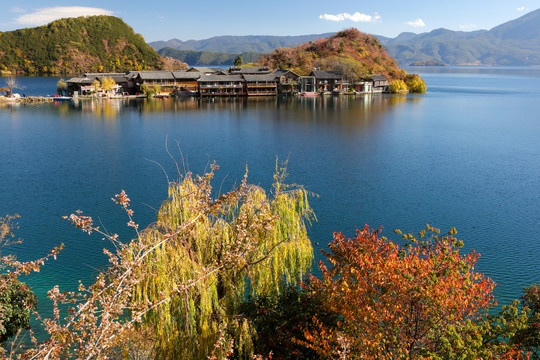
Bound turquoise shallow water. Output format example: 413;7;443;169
0;68;539;334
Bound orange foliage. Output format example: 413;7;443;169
257;28;403;81
301;225;497;359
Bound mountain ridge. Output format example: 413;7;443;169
149;8;540;66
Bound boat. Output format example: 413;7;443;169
300;92;318;97
53;96;73;102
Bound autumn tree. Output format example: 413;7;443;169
56;78;67;96
100;76;116;93
92;78;101;93
300;225;501;359
404;73;427;93
19;162;313;359
133;162;314;359
389;79;408;93
509;285;540;358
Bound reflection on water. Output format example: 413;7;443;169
1;94;417;123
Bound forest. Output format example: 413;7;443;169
0;16;182;75
0;163;538;359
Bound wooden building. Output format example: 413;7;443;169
370;74;389;93
172;71;201;94
273;70;300;95
243;73;278;96
310;70;347;93
66;73;128;95
198;74;245;96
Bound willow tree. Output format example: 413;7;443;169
133;162;314;359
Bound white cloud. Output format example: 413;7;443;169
459;23;478;30
407;18;426;28
319;12;381;23
517;6;526;11
15;6;114;26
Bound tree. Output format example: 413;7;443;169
510;285;540;358
100;76;116;93
92;78;101;93
4;77;19;96
56;78;67;96
140;83;160;97
405;73;427;93
0;277;36;344
132;162;314;359
389;79;408;93
0;215;62;351
20;162;313;359
234;55;244;66
300;225;503;359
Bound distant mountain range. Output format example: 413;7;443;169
156;48;263;66
149;33;334;54
150;8;540;66
380;8;540;66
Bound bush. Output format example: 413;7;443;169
405;73;427;93
389;79;408;93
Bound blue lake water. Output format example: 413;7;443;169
1;67;539;328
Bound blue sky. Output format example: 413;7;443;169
0;1;538;42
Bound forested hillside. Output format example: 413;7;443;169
257;28;403;81
0;16;186;75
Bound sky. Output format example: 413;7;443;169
0;1;538;42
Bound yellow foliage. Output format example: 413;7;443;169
133;162;314;359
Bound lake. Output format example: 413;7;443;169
1;67;539;325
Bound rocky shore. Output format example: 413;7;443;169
0;96;55;103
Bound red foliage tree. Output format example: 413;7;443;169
300;225;505;359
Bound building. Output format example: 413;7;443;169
172;71;201;94
243;73;278;96
66;73;128;95
273;70;300;95
370;74;389;93
198;74;246;96
310;70;347;93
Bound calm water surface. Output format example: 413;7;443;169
1;68;539;326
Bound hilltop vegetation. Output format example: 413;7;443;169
257;28;404;82
157;47;263;66
0;16;186;75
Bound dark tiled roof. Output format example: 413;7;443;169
311;70;345;80
66;77;86;83
243;74;279;82
272;69;300;79
173;72;201;80
98;75;128;83
370;74;388;82
228;66;271;74
188;67;223;74
134;71;176;80
83;72;126;77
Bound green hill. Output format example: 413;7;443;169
257;28;404;81
0;15;186;75
157;47;263;66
